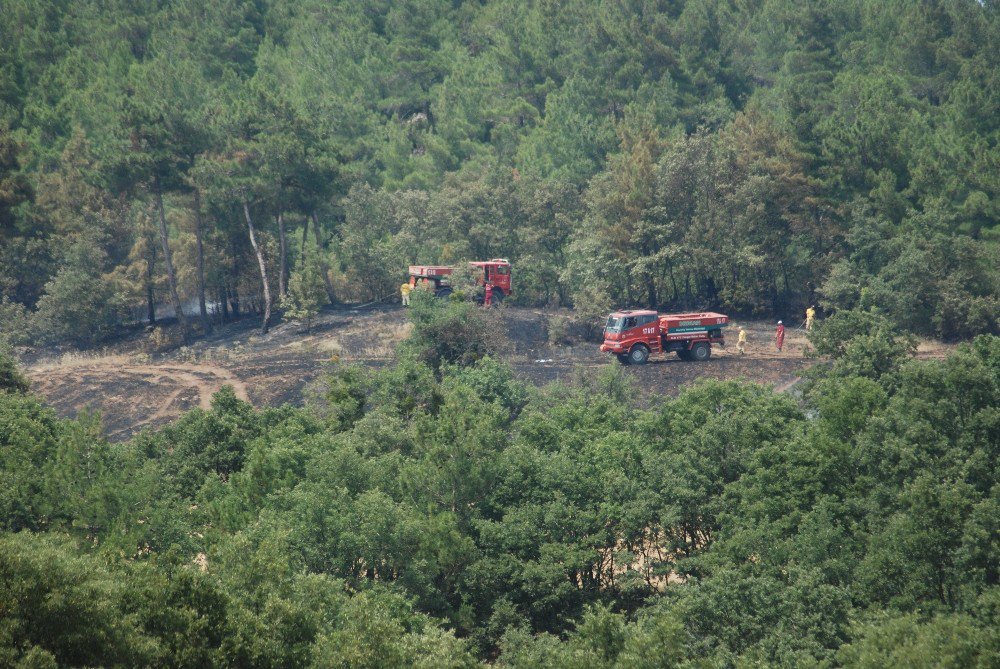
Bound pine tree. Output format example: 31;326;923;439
282;238;327;333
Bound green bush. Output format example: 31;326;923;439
401;290;507;373
0;297;32;348
0;350;28;393
808;307;916;381
31;237;125;347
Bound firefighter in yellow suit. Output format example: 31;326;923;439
805;306;816;331
400;281;412;306
736;327;748;355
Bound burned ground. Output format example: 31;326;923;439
24;305;950;441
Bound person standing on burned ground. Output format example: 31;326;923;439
400;280;412;307
736;327;748;355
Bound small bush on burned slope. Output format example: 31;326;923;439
400;290;507;374
0;350;28;393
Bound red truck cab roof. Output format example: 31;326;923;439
468;259;510;268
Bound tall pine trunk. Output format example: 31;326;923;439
146;239;156;325
243;197;271;334
153;175;188;338
218;285;229;322
192;188;212;334
311;211;338;306
277;210;288;297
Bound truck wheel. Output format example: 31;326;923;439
692;342;711;361
435;287;453;298
628;344;650;365
616;354;629;365
490;291;504;307
676;350;691;361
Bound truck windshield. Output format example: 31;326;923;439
605;316;627;332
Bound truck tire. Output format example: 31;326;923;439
490;291;504;307
616;354;630;365
628;344;650;365
435;287;453;298
691;342;711;361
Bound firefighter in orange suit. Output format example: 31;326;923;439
775;321;785;352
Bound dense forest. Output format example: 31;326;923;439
1;295;999;666
0;0;997;346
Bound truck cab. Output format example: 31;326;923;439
469;259;512;299
601;310;662;364
409;259;512;302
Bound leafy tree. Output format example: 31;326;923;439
836;612;999;669
31;235;125;346
807;307;917;381
0;532;155;667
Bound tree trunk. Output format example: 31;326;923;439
243;197;271;334
146;239;156;324
192;188;212;334
667;260;678;304
229;239;241;318
153;175;188;339
230;287;240;318
311;211;338;306
218;285;229;322
277;211;288;298
301;213;309;248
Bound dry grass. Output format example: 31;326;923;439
30;351;146;373
313;338;344;354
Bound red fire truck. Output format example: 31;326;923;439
408;259;512;303
600;310;728;364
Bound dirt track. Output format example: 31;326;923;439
23;306;951;441
29;360;251;440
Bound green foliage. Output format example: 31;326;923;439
31;235;125;346
0;349;28;393
283;238;327;331
401;290;507;373
836;611;1000;669
0;533;155;667
0;297;32;348
0;392;61;531
0;0;999;663
808;307;917;381
155;385;259;497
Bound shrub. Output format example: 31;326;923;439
0;297;32;348
32;237;125;347
400;290;507;373
0;350;28;393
